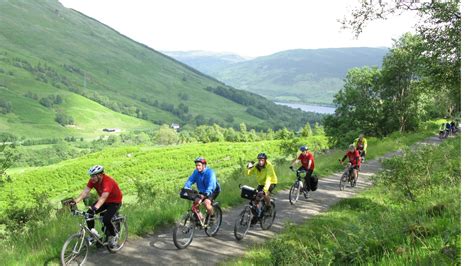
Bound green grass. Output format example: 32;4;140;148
0;123;437;264
227;137;460;265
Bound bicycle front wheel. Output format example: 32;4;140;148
106;215;128;253
173;213;195;249
61;232;88;266
260;201;276;230
205;203;222;237
234;206;252;241
289;181;301;205
340;173;347;191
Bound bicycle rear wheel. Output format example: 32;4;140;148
61;232;88;266
173;213;195;249
289;181;301;205
260;201;276;230
106;215;128;253
205;203;222;237
234;206;252;241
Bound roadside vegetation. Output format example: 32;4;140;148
230;137;460;265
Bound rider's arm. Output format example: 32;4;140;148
246;166;256;176
93;192;110;210
264;164;277;193
74;186;91;204
341;155;347;162
290;157;300;167
204;170;217;197
184;170;197;189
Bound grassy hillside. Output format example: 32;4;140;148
230;137;460;265
211;48;388;105
0;0;318;139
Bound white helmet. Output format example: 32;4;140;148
88;165;104;176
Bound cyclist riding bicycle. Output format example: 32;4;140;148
339;144;361;183
354;134;367;162
71;165;122;247
246;153;278;214
290;145;318;191
183;157;221;223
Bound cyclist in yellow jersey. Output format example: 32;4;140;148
246;153;278;212
354;134;368;162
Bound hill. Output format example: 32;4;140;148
162;50;248;75
209;48;388;105
0;0;319;139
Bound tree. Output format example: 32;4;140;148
323;67;382;146
155;125;178;145
0;99;12;114
379;33;425;133
301;122;312;137
340;0;460;115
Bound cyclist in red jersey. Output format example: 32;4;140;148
71;165;123;246
290;145;317;191
339;144;361;183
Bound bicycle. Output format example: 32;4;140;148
60;201;128;265
173;188;223;249
288;168;309;205
339;161;357;191
234;185;276;241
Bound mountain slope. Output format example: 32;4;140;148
210;48;388;105
162;50;248;75
0;0;318;138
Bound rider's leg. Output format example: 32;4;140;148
86;201;107;230
304;169;313;191
102;203;120;238
203;199;214;216
264;184;276;209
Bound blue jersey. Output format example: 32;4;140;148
184;167;219;196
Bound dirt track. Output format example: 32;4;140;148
87;136;442;265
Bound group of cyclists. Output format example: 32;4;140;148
439;121;459;139
69;133;368;247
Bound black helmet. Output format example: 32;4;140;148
257;153;267;159
194;156;207;164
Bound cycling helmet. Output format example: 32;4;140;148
348;144;355;150
257;153;267;160
194;156;207;164
299;146;309;152
88;165;104;176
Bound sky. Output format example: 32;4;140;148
58;0;419;58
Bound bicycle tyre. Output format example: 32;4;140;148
61;232;88;266
106;215;128;253
172;213;195;249
205;203;222;237
289;181;301;205
260;201;276;230
234;207;252;241
340;173;347;191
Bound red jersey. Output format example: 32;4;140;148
298;152;315;170
345;150;361;167
87;174;122;203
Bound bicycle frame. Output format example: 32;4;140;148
72;210;110;246
190;199;209;228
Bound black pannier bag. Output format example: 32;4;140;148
180;188;199;201
309;176;318;191
240;185;257;200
